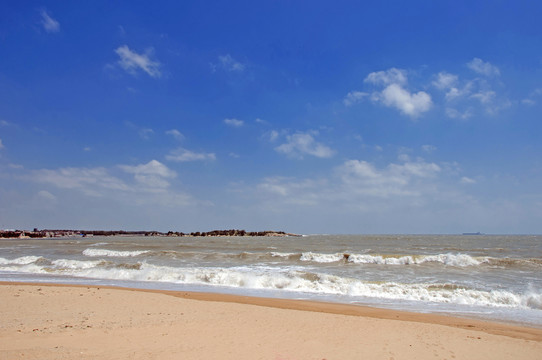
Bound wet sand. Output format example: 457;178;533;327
1;282;541;359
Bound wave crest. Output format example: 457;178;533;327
82;249;149;257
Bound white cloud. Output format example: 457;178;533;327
422;145;436;153
216;54;245;72
119;160;176;189
445;84;472;101
37;190;57;201
255;118;268;125
522;88;542;105
115;45;162;78
365;68;408;86
257;177;323;205
33;167;130;196
461;176;477;184
446;107;473;120
119;160;176;178
471;90;496;104
33;160;180;197
469;90;511;114
165;148;216;162
364;68;432;118
166;129;184;141
138;128;154;139
275;131;335;159
224;118;244;127
343;91;369;106
255;158;445;211
467;58;500;77
268;130;279;142
0;139;4;150
40;9;60;33
432;72;458;90
373;83;432;118
338;158;440;198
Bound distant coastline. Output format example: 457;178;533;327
0;228;301;239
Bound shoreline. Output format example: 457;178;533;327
2;281;542;340
1;282;541;359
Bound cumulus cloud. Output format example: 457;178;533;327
119;160;176;189
432;72;458;90
40;9;60;33
255;157;446;213
364;68;432;118
338;158;440;197
470;90;511;114
165;148;216;162
365;68;408;86
275;131;335;159
432;61;509;118
115;45;162;78
343;91;369;106
376;84;432;118
224;118;244;127
214;54;245;72
467;58;500;77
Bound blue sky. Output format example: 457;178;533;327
1;1;541;234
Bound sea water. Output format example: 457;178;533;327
1;234;541;327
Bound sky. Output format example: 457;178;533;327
1;1;541;234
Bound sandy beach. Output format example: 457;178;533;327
0;282;541;359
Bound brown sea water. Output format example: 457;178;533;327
1;234;541;326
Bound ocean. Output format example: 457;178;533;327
1;234;541;327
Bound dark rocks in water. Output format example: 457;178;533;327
0;228;300;238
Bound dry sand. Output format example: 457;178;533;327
1;282;541;359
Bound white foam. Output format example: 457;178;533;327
522;291;542;310
347;253;483;266
52;259;104;270
300;252;345;263
270;252;298;258
82;249;149;257
0;256;42;265
10;259;536;310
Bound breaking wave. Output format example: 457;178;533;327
82;249;149;257
1;256;540;310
